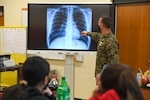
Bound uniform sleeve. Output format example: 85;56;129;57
87;32;101;42
106;40;119;64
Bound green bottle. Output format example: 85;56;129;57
56;76;70;100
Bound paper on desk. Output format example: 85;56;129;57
3;59;15;67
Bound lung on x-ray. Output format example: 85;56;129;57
47;5;92;50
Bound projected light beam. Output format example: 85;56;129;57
47;5;92;50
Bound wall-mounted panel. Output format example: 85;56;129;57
113;0;150;4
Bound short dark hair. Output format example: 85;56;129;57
101;15;112;29
22;56;50;86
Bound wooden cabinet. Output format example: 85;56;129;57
116;2;150;74
0;16;4;26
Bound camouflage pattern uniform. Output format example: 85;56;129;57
87;31;119;76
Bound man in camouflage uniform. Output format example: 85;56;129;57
81;15;119;77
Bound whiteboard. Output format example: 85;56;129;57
0;27;26;54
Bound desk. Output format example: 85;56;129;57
141;87;150;100
0;65;22;91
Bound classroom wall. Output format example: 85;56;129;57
0;0;111;99
0;0;111;26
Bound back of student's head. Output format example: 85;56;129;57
100;63;144;100
22;56;50;86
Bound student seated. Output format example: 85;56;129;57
89;63;144;100
1;56;55;100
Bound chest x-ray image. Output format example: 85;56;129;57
46;5;92;50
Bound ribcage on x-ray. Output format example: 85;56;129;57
73;7;88;46
47;6;91;49
49;7;67;44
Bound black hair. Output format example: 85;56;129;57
100;63;144;100
1;84;28;100
22;56;50;86
1;56;51;100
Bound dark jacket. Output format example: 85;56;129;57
27;87;55;100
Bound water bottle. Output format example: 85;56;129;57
56;76;70;100
48;74;58;99
137;69;141;86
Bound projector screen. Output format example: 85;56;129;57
27;3;113;54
